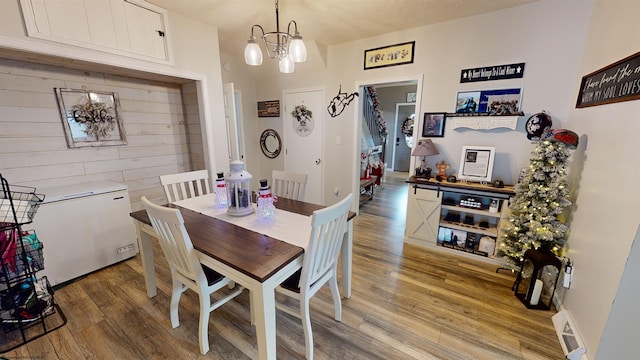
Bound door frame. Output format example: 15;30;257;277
352;75;423;213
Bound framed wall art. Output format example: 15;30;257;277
257;100;280;117
422;112;446;137
54;88;126;148
364;41;415;70
576;50;640;108
455;88;523;115
457;145;496;183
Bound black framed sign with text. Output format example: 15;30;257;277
576;51;640;108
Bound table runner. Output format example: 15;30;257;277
174;194;311;249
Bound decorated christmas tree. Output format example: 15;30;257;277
498;132;577;270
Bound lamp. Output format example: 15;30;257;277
244;0;307;73
411;139;439;178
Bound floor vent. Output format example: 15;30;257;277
552;310;587;360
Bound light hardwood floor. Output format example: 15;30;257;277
2;171;565;359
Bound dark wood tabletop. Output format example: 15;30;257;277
129;197;356;283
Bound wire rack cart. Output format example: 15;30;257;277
0;174;66;353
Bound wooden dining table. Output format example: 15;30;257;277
129;196;355;360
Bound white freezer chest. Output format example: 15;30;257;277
29;181;138;286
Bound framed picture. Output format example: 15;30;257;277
364;41;415;70
457;145;496;183
54;88;126;148
406;92;417;103
257;100;280;117
422;112;446;137
455;91;481;114
455;88;523;115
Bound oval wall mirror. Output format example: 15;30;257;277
260;129;282;158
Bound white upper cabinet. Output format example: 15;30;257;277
20;0;173;64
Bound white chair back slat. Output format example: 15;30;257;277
272;170;308;202
160;170;212;203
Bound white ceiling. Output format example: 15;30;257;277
146;0;538;58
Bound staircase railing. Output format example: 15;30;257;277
362;86;388;163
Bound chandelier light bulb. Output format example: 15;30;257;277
279;53;294;73
289;34;307;62
244;37;263;66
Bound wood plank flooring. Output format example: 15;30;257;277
2;171;565;359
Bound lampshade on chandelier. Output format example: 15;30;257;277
244;0;307;73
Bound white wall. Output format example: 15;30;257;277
564;0;640;357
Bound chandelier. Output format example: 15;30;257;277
244;0;307;73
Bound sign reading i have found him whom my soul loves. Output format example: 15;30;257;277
576;50;640;108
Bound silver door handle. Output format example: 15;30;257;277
315;159;321;165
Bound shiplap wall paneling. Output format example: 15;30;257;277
0;59;192;211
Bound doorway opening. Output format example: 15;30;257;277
352;75;422;212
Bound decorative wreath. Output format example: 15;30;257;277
401;115;414;136
291;104;312;122
71;101;117;138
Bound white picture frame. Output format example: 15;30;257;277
458;145;496;183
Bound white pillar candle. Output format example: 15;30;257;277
530;279;543;306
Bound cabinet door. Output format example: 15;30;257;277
405;186;441;243
122;0;168;60
20;0;172;63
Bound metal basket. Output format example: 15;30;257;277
0;184;45;227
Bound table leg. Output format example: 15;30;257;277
341;221;353;298
135;221;157;298
251;285;277;360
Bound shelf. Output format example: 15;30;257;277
445;112;524;131
439;219;498;237
441;204;501;218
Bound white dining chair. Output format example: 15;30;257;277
272;170;308;201
275;193;353;360
160;169;211;203
140;196;244;355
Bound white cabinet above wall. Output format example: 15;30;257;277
19;0;174;64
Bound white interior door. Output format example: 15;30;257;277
283;89;324;205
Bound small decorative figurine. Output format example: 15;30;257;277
256;179;277;224
435;160;450;179
214;172;227;208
